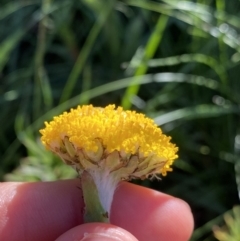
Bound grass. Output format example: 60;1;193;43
1;0;240;240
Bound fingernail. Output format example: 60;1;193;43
80;232;123;241
56;223;138;241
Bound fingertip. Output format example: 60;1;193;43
157;197;194;241
56;223;138;241
111;182;194;241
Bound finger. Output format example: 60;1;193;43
56;223;138;241
0;179;83;241
111;182;194;241
0;180;193;241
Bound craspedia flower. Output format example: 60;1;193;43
40;104;178;222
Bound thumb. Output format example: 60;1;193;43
55;223;138;241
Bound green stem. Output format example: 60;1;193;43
81;171;109;223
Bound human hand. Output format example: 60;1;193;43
0;180;193;241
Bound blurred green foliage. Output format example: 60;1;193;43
1;0;240;240
213;206;240;241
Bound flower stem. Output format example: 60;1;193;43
81;171;109;223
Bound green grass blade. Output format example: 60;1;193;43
33;0;53;119
154;104;237;126
0;1;37;21
123;53;226;83
121;14;169;109
59;0;116;104
0;30;25;72
216;0;228;85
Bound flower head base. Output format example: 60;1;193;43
40;105;178;222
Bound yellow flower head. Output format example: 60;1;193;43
40;104;178;177
40;104;178;221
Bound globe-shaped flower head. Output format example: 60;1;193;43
40;105;178;222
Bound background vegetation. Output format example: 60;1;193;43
1;0;240;240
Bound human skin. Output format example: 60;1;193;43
0;180;194;241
